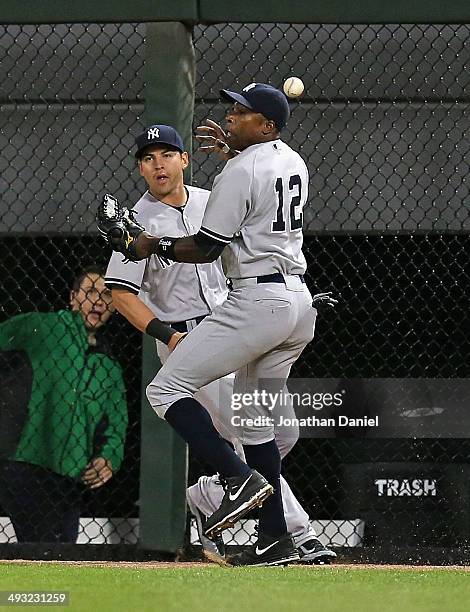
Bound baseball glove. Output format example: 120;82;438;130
96;194;145;261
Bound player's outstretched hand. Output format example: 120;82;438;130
195;119;239;160
312;292;338;310
96;193;146;261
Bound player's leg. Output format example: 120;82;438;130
157;338;244;559
273;388;337;563
228;365;299;565
187;443;336;562
178;284;332;565
182;297;303;550
278;475;337;563
147;288;301;542
156;341;243;454
186;370;336;562
195;375;245;458
270;392;312;541
186;364;335;562
186;374;246;561
186;475;226;562
229;286;316;566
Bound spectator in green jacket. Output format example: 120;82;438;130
0;265;128;543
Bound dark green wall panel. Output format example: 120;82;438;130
2;1;470;25
138;22;194;552
199;0;470;24
0;1;197;24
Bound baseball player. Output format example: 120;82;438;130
104;123;336;564
98;84;326;566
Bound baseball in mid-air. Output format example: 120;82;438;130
283;77;304;98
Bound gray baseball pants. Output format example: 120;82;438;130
147;276;316;446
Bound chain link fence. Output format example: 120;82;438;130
191;23;470;553
0;23;145;546
1;21;469;556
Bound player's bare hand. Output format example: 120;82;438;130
168;331;187;352
195;120;238;160
312;292;338;310
197;118;226;137
81;457;113;489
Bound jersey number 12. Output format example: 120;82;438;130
271;175;303;232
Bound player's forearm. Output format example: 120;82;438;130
174;236;218;262
111;288;184;347
111;289;157;333
135;234;217;263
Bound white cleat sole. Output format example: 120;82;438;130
228;553;300;568
204;484;274;540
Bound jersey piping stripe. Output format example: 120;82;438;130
199;226;233;244
105;277;141;292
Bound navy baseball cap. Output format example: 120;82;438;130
220;83;290;131
135;124;184;158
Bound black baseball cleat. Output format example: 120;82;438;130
203;469;273;540
228;533;300;567
296;537;337;565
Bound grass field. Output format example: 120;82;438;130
1;562;470;612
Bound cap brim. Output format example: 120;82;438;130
135;141;183;158
220;89;254;110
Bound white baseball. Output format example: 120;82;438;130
283;77;304;98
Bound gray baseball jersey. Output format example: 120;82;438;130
199;140;308;279
105;186;228;322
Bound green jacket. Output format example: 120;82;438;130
0;310;128;479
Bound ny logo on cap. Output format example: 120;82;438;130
243;83;257;92
147;127;160;139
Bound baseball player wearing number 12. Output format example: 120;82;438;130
104;123;336;565
102;83;320;566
